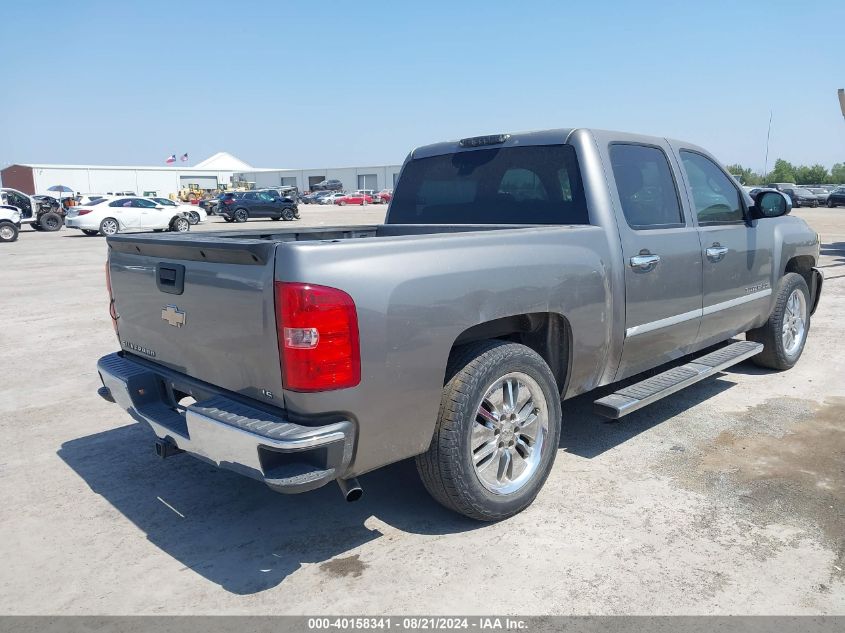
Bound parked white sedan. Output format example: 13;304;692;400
320;192;347;205
64;196;191;236
150;197;207;224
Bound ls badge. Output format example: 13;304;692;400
161;305;186;328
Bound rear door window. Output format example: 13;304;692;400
609;144;684;229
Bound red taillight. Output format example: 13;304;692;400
105;261;118;336
77;209;92;216
223;198;234;205
275;282;360;392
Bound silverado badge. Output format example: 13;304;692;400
161;305;186;328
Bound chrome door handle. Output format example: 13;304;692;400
629;254;661;271
706;245;729;262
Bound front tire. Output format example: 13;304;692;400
747;272;811;370
170;216;190;232
39;212;63;231
416;341;561;521
828;199;836;208
0;222;19;242
99;218;119;236
282;207;294;221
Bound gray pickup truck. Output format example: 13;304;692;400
97;128;822;521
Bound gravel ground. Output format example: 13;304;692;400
0;206;842;614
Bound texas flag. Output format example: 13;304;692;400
165;154;176;164
180;153;188;162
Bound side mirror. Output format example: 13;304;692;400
750;190;791;219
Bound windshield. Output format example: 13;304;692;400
388;144;588;225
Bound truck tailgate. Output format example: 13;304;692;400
107;234;284;406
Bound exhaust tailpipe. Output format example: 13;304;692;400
337;477;363;502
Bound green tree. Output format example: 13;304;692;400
766;159;796;184
726;164;762;186
794;164;829;185
830;163;845;184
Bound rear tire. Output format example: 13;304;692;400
99;218;119;236
0;222;19;242
416;341;562;521
233;208;249;222
828;199;836;208
39;212;63;231
747;272;811;370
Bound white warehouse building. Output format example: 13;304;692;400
0;153;253;198
1;153;403;198
234;164;403;194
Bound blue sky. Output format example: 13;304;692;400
1;0;843;172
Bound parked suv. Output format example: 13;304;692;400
310;179;343;191
219;191;298;223
826;186;845;208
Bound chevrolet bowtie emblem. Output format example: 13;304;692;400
161;305;186;327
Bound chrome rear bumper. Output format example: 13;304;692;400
97;352;355;493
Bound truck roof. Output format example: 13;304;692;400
410;128;703;160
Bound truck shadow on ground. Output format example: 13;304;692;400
58;424;471;595
58;364;741;595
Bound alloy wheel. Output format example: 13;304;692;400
782;288;807;356
471;372;549;495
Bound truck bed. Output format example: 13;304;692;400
106;221;613;475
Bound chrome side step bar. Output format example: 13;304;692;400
593;341;763;419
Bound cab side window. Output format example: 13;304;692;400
679;151;744;224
